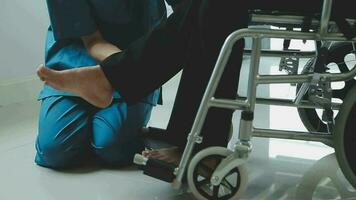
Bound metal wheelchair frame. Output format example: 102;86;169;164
172;0;356;190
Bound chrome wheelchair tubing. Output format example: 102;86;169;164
320;0;333;36
241;97;342;110
203;95;341;111
244;49;315;59
173;9;356;189
251;14;327;28
250;15;355;30
207;96;341;111
251;0;355;32
246;38;262;113
233;28;352;41
173;25;250;189
252;128;333;145
208;98;249;110
237;37;262;145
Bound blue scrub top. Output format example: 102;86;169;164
39;0;167;105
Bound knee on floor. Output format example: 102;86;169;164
35;139;89;169
92;140;143;167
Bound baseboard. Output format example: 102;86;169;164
0;75;43;107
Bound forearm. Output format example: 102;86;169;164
82;31;121;62
87;41;121;61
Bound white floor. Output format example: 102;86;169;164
0;58;355;200
0;74;194;200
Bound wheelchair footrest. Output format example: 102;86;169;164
134;154;176;183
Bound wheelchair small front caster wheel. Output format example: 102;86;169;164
187;147;247;200
334;85;356;189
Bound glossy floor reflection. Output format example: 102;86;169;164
0;98;354;200
243;150;355;200
0;58;355;200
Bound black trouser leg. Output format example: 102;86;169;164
101;0;249;150
166;0;249;150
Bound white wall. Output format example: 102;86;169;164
0;0;49;80
0;2;172;106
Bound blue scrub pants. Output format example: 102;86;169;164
35;96;153;168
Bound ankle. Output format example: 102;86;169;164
95;66;113;91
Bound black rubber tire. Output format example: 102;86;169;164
296;153;356;199
187;147;247;200
334;85;356;189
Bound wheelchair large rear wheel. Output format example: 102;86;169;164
334;85;356;188
297;42;356;133
296;153;356;199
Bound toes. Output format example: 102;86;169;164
141;149;164;159
141;149;180;164
38;74;45;81
37;65;48;77
142;150;150;157
36;64;46;81
146;150;160;156
37;65;60;82
142;149;156;156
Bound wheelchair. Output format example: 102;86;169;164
134;1;356;199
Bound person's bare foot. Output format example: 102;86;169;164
142;147;181;165
37;65;113;108
142;146;218;178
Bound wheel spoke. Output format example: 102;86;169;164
345;80;356;91
332;80;356;99
221;179;234;191
333;89;347;99
197;178;210;187
225;170;238;178
213;185;220;199
336;63;350;73
297;43;356;134
189;152;245;200
199;163;214;176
